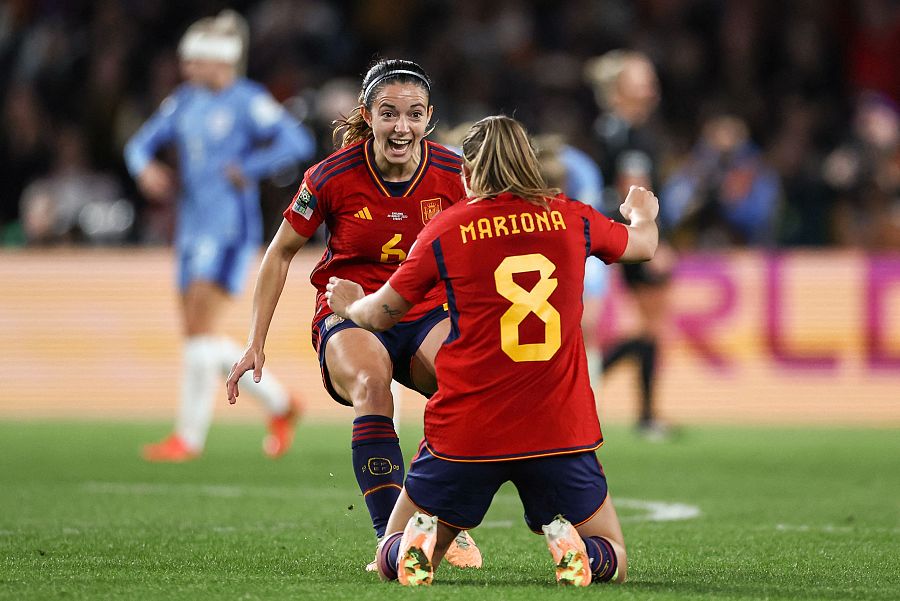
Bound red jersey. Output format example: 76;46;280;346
284;138;465;325
388;193;629;461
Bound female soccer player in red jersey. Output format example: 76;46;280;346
225;59;480;569
326;116;660;586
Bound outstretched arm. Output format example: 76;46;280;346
226;221;309;403
325;278;413;332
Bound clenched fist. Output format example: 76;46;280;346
619;185;659;224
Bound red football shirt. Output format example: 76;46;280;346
284;138;465;325
389;193;629;460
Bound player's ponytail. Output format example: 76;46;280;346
461;116;559;209
333;58;433;148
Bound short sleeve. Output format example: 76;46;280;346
586;206;629;264
388;230;441;306
283;168;326;238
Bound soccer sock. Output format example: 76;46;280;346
377;532;403;580
175;336;219;451
351;415;405;538
584;535;618;583
215;337;290;415
636;337;658;424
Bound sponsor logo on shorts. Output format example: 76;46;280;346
324;314;344;331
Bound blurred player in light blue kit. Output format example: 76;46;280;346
534;134;610;381
125;10;315;462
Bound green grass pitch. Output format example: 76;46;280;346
1;420;898;600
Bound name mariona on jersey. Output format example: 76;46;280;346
459;210;567;244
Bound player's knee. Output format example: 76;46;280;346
349;371;393;415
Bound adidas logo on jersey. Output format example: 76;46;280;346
354;207;373;220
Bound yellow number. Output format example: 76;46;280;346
494;253;561;362
380;233;407;263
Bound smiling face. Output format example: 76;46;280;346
362;82;433;180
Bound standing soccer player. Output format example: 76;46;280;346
326;116;660;586
124;11;315;461
225;59;482;570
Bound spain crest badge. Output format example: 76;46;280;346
420;198;443;225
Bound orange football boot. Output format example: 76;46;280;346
443;530;483;568
396;512;438;586
142;434;198;463
542;516;592;586
263;397;302;459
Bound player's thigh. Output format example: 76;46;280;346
575;493;625;549
513;452;608;533
409;317;450;394
324;327;393;405
181;280;232;336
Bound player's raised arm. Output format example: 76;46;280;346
326;278;413;332
618;185;660;262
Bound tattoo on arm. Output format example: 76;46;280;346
381;304;402;319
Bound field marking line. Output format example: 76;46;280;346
614;498;702;522
82;482;702;524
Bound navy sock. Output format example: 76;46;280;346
377;532;403;580
351;415;404;538
584;536;618;582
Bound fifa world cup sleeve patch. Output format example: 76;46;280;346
291;183;317;219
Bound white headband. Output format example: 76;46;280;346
179;31;242;63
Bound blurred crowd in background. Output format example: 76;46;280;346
0;0;898;250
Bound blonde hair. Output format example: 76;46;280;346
333;59;432;148
583;49;649;109
461;116;559;209
212;10;249;75
178;10;249;75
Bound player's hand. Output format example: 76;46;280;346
619;185;659;224
137;161;177;202
325;276;364;319
226;346;265;405
225;164;248;190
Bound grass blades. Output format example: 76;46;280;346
0;421;898;600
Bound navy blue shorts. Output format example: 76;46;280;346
404;444;609;533
311;305;448;406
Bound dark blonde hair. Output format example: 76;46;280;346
461;116;559;208
333;59;432;148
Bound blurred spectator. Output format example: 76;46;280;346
0;0;890;249
823;92;900;250
662;113;782;248
0;83;52;244
20;125;127;245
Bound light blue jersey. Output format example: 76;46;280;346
125;78;314;293
559;145;610;298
